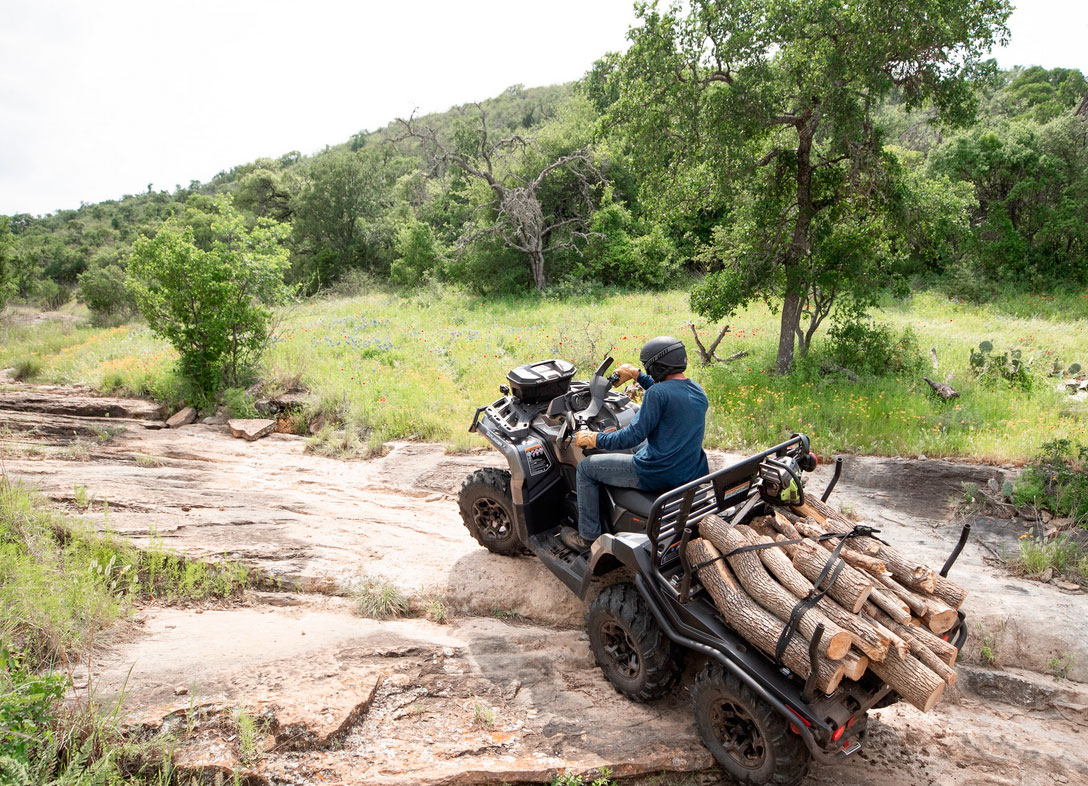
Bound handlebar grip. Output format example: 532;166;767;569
607;372;621;388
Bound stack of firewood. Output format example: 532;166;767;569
686;497;966;712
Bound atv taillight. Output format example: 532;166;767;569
832;725;845;742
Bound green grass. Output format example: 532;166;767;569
0;478;251;667
0;477;252;782
5;285;1088;461
351;574;411;619
1012;536;1088;585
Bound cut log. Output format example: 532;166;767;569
701;516;853;660
734;526;892;662
903;637;958;686
840;650;870;682
770;511;803;541
933;573;969;609
796;500;942;594
866;650;947;713
869;606;960;667
687;538;844;694
790;538;873;614
871;572;958;634
787;514;888;574
867;587;913;625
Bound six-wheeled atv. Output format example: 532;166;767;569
460;356;968;785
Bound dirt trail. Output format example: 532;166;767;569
2;381;1087;785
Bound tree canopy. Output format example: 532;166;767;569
605;0;1013;371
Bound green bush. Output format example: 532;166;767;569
222;387;259;419
78;263;135;325
0;648;67;761
582;198;679;288
825;309;924;377
390;218;443;286
1012;439;1088;524
127;196;291;394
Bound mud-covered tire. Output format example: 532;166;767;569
587;583;682;702
692;662;810;786
458;468;524;556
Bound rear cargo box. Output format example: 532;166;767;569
506;359;576;404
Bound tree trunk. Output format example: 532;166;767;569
775;290;802;373
774;113;819;374
529;246;547;290
687;538;844;693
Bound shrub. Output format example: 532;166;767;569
825;309;924;377
78;263;135;325
0;648;67;760
390;218;443;286
127;196;290;395
1012;439;1088;524
221;387;259;419
351;574;410;619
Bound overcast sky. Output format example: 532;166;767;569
2;0;1086;217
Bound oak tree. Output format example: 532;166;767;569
609;0;1012;371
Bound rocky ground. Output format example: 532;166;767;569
2;380;1086;785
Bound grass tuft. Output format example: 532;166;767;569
351;574;411;619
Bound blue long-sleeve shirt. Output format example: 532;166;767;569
595;372;709;491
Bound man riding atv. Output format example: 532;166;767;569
561;336;710;552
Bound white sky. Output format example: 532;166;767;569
2;0;1085;217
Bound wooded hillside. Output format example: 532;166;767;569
1;3;1084;371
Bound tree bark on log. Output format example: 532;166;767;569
866;650;947;713
796;500;949;596
933;573;969;609
735;527;894;663
687;538;845;694
701;516;853;660
790;538;874;614
785;513;888;573
868;606;960;667
867;586;913;624
871;572;958;634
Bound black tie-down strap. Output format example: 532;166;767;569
692;525;880;667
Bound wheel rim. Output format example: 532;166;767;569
709;699;766;770
471;497;511;542
599;620;640;679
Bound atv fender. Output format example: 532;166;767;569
576;531;655;601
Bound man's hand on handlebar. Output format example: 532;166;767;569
574;430;597;449
615;363;639;384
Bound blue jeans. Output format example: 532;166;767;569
576;453;642;541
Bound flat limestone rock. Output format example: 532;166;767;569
228;418;276;441
166;406;197;428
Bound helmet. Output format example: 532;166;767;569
640;336;687;382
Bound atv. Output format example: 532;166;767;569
459;356;968;785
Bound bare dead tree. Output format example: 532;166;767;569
688;322;748;365
395;105;602;290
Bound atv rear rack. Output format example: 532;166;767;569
645;435;811;590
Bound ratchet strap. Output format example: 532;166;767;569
691;524;881;666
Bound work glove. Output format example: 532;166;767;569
616;363;640;384
574;430;597;449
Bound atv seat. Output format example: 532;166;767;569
609;486;711;520
608;486;659;519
